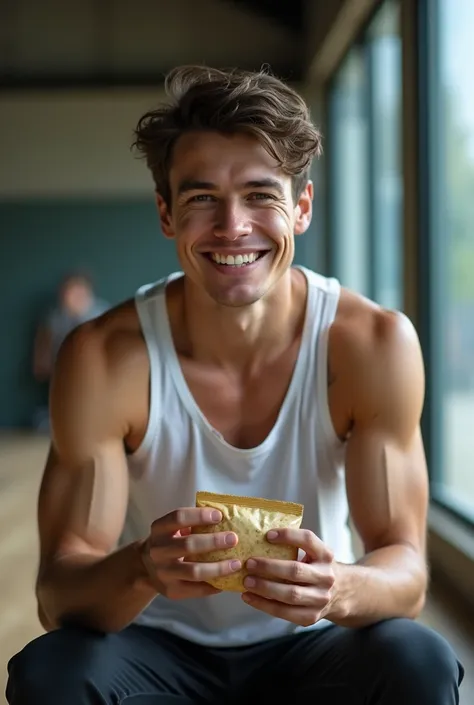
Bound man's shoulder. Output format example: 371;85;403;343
327;289;424;425
56;298;145;380
331;288;418;360
51;298;150;444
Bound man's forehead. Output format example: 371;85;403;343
168;131;293;197
171;131;282;170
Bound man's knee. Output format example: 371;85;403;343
364;618;463;691
6;626;110;704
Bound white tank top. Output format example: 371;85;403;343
123;266;354;647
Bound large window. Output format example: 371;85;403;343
325;0;474;523
422;0;474;520
367;2;403;310
327;0;403;309
327;47;370;297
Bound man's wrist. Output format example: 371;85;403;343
323;562;352;623
132;539;160;594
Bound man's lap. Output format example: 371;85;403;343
6;624;219;704
6;618;463;705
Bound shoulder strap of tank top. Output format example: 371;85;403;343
296;266;342;446
131;272;183;457
297;268;350;558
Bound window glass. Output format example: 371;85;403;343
431;0;474;515
328;47;370;296
367;0;403;310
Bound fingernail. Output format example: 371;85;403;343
231;560;241;570
244;576;256;588
225;533;237;546
211;510;222;522
267;530;278;540
247;558;257;569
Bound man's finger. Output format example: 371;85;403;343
266;528;333;562
171;581;222;599
246;557;335;591
164;558;242;582
151;531;238;558
245;557;314;584
177;527;192;537
244;576;324;606
241;592;320;627
152;507;222;535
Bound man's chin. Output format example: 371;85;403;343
206;284;267;309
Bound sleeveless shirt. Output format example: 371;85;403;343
122;266;353;647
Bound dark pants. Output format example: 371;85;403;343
6;618;464;705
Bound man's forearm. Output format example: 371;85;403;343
326;544;428;628
37;541;158;633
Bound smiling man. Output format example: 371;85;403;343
6;66;463;705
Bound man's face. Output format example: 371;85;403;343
157;131;313;308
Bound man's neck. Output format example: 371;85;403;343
177;268;307;372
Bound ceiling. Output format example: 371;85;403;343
230;0;305;32
0;0;308;89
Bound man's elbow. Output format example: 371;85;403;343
406;558;429;619
407;590;427;620
37;601;57;633
36;574;63;632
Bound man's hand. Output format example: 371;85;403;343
241;528;336;626
140;507;242;599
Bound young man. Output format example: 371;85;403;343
7;66;463;704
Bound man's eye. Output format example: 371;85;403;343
248;193;275;201
189;194;214;202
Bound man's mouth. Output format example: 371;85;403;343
207;251;268;267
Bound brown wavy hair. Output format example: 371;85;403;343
132;65;322;206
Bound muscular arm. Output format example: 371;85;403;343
327;310;429;627
36;324;156;633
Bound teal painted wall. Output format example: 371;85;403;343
0;199;314;428
1;199;179;428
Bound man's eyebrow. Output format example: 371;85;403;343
176;178;285;196
177;180;216;195
243;179;284;195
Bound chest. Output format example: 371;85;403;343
178;344;301;449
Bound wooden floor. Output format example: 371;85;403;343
0;434;45;704
0;432;472;703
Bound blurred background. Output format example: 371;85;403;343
1;0;473;701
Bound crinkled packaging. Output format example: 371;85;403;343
192;491;304;592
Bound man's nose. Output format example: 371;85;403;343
213;201;252;240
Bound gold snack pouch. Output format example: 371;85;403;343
192;491;304;592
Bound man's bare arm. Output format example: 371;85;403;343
36;324;157;633
36;318;243;633
327;310;429;627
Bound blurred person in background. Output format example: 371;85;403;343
32;271;109;430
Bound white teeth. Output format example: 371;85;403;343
210;252;260;266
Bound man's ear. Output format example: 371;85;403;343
156;193;174;239
294;180;313;236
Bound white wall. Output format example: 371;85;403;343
0;79;306;200
0;0;304;201
0;89;166;199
